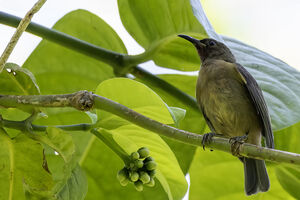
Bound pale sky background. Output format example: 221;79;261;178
0;0;299;199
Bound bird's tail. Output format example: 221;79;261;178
243;157;270;195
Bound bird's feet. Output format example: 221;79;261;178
229;135;248;157
202;132;219;150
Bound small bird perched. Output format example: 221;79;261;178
178;35;274;195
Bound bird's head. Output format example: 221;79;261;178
178;35;236;63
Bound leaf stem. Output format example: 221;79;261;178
0;117;93;132
0;11;126;68
91;129;130;164
1;92;298;164
131;66;199;111
0;0;47;72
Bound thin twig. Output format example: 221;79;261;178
0;11;130;69
0;0;47;72
0;92;299;165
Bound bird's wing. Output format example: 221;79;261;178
199;104;216;133
236;64;274;148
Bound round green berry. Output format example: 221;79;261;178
137;147;150;158
120;177;129;186
117;168;128;182
130;172;139;182
129;162;135;169
146;178;155;187
134;180;143;192
144;156;154;163
134;160;144;168
145;161;157;171
139;171;150;184
148;170;156;178
130;152;140;160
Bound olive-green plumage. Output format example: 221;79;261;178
178;35;274;195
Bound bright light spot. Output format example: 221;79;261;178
182;173;190;200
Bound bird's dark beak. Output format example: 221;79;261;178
178;34;206;48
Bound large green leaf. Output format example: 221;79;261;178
273;122;300;199
0;128;53;199
23;9;126;94
0;63;40;95
276;165;300;200
273;121;300;154
94;78;187;200
44;127;75;163
189;148;295;200
39;127;87;200
118;0;207;71
55;164;87;200
96;78;173;126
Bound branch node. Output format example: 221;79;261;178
71;90;94;111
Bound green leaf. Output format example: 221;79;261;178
56;164;87;200
95;78;187;200
168;107;186;127
189;148;294;200
118;0;207;71
41;128;87;200
23;9;126;94
43;127;75;164
0;128;53;199
273;121;300;154
273;122;300;199
276;165;300;199
0;63;40;95
96;78;173;125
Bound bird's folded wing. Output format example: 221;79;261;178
236;64;274;148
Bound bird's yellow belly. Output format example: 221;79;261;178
200;78;260;138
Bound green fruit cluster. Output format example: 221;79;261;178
117;147;157;191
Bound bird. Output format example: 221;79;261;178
178;34;274;195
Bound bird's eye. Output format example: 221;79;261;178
209;40;216;46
